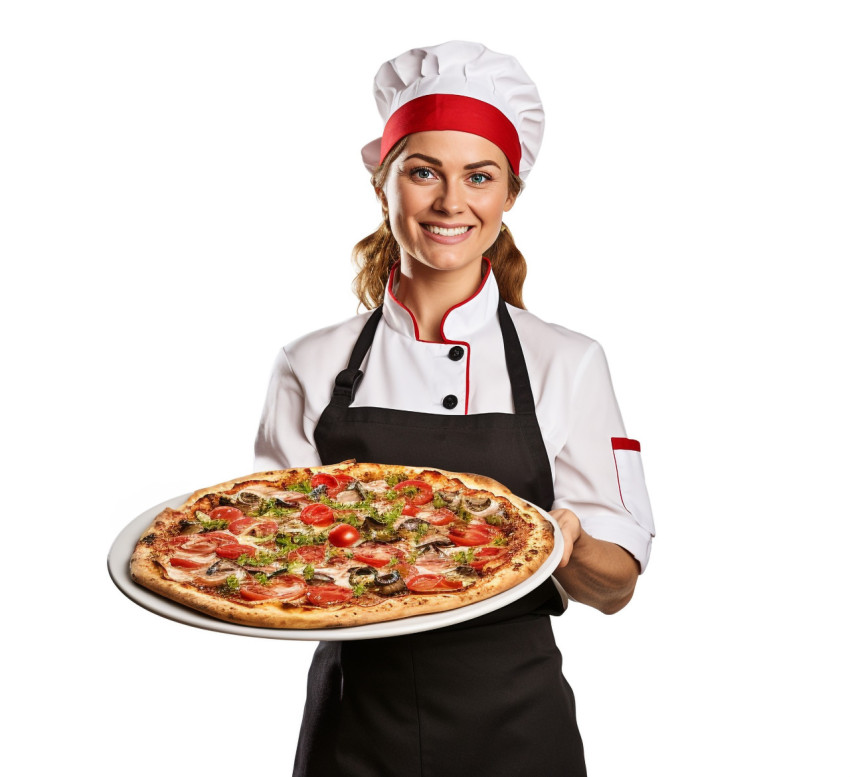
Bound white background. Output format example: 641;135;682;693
3;1;848;774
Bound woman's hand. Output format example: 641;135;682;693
549;508;641;615
550;508;582;567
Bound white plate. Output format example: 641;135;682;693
107;493;564;641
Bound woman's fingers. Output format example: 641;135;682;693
548;508;581;568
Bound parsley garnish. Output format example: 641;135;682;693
287;480;312;494
452;548;476;564
195;511;229;531
222;575;240;593
255;499;298;518
432;492;446;509
492;536;507;546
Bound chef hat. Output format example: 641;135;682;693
361;41;544;180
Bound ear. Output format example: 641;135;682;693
503;191;517;213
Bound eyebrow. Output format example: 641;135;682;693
403;153;502;171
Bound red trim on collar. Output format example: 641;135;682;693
387;260;492;347
386;260;493;415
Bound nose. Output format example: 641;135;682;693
433;178;465;215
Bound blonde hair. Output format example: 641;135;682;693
352;136;528;309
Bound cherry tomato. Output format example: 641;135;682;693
209;506;244;522
328;523;360;547
215;543;257;559
228;516;257;535
239;575;306;602
169;557;206;569
353;544;405;568
306;584;353;606
396;480;433;506
287;545;326;563
310;473;339;490
469;547;508;570
406;574;464;592
300;504;334;527
421;508;456;526
448;525;493;546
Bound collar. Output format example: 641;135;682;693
382;259;501;343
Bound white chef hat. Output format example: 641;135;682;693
361;41;544;181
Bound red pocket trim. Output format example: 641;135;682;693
611;437;641;452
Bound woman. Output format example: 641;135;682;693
255;41;655;777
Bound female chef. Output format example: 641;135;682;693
254;41;655;777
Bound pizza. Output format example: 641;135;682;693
130;461;556;629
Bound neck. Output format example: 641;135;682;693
394;257;487;342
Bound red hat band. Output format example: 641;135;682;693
379;94;522;174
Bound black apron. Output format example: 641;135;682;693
294;299;587;777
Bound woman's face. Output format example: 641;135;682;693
379;130;516;276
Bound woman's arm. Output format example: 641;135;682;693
550;508;641;615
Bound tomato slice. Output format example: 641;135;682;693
448;525;494;546
310;473;339;490
353;543;405;568
406;574;464;592
469;547;508;570
397;480;433;506
328;523;360;547
215;543;257;559
421;508;456;526
401;504;420;517
169;557;206;569
300;503;334;527
228;516;257;535
287;545;326;563
306;584;354;606
239;575;306;602
210;506;244;522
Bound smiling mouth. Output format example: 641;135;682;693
423;225;472;237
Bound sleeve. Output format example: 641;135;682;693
551;341;655;572
253;347;323;471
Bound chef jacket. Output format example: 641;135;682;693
254;263;655;572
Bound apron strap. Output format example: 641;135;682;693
330;306;383;406
497;298;537;416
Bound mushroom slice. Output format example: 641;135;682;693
348;566;378;588
436;490;462;510
374;570;407;597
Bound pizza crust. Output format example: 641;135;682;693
130;461;556;629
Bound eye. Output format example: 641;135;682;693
411;167;436;180
468;172;490;185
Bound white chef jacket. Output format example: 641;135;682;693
254;263;655;572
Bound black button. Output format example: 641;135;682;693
448;346;464;361
442;394;458;410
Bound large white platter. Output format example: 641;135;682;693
107;492;564;641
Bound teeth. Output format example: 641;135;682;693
424;225;470;237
